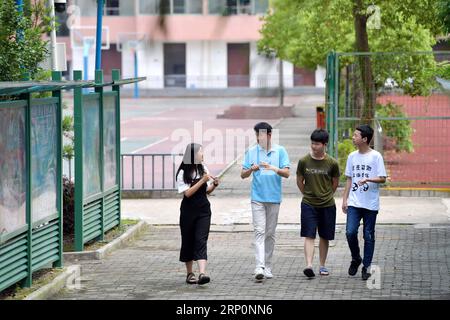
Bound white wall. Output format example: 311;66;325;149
315;65;326;88
283;60;294;88
186;41;202;88
119;40;325;90
249;42;293;88
74;0;97;17
137;41;164;89
71;47;95;80
186;41;227;88
207;41;227;88
120;48;135;91
121;49;135;79
133;40;227;89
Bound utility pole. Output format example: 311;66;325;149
279;58;284;107
95;0;104;71
15;0;24;73
268;0;284;107
15;0;23;41
49;0;58;71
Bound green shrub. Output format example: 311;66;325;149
62;176;74;236
337;139;356;182
376;102;414;153
437;61;450;80
0;0;52;81
62;113;74;159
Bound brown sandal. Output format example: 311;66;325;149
186;272;197;284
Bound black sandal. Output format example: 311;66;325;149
197;273;210;285
186;272;197;284
303;268;316;278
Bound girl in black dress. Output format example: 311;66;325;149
176;143;219;285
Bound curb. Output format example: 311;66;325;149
63;220;148;263
23;265;80;300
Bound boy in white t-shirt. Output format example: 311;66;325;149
342;125;387;281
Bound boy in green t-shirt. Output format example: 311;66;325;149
296;129;340;278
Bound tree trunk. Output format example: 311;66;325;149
279;58;284;107
353;0;376;124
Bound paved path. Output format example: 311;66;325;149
53;95;450;300
122;196;450;226
53;224;450;300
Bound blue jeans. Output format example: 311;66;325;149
346;206;378;268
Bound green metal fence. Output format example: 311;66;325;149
0;70;145;292
73;70;145;251
326;51;450;188
0;72;64;292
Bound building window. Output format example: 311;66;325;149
73;0;134;16
209;0;268;15
55;10;69;36
104;0;120;16
173;0;185;13
139;0;202;15
186;0;203;13
164;43;186;88
73;0;96;17
139;0;159;14
254;0;269;14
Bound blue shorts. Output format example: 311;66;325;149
300;202;336;240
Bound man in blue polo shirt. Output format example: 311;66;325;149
241;122;290;281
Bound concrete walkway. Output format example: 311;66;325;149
122;196;450;227
53;224;450;300
52;96;450;301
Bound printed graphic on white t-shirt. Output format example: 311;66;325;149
344;150;387;211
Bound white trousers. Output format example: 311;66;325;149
251;201;280;269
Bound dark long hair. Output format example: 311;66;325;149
176;143;205;185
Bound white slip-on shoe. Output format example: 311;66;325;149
264;267;273;279
254;267;265;280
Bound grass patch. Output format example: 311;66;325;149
63;219;140;252
0;268;64;300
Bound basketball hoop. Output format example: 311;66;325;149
116;32;147;52
70;26;110;50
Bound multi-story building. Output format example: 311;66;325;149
58;0;326;89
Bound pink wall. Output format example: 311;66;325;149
79;15;264;42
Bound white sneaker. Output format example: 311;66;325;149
264;267;273;279
254;267;265;280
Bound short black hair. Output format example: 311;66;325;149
356;124;374;144
254;122;272;134
310;129;329;144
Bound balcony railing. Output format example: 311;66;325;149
140;74;313;89
103;6;120;16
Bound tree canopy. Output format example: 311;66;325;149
259;0;447;68
0;0;52;81
259;0;449;121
